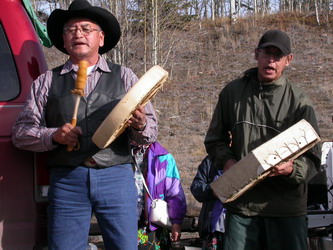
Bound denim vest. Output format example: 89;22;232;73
45;62;133;168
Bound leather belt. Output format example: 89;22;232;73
82;157;98;168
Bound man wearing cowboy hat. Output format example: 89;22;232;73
12;0;157;249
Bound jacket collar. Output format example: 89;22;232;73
60;55;111;75
149;142;168;156
247;67;288;93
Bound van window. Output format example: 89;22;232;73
0;23;20;101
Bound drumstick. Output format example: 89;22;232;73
67;60;88;152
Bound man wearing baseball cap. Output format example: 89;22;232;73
12;0;158;249
205;30;321;249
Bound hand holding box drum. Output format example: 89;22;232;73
211;119;321;203
67;60;88;152
92;65;168;149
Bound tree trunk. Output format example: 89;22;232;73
151;0;158;66
315;0;321;25
230;0;237;22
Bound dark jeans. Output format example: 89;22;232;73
223;212;308;250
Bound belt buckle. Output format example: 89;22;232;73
83;157;98;167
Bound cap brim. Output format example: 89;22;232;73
258;42;290;56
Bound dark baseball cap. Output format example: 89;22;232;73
258;30;291;55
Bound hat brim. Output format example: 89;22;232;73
47;7;121;54
258;42;290;56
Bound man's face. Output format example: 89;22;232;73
63;18;105;63
255;46;293;83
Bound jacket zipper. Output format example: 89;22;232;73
259;83;263;100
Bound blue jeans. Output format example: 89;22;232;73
48;165;138;250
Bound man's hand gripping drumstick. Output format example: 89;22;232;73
52;61;87;151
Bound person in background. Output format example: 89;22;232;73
12;0;157;249
204;29;321;250
191;155;225;250
133;142;187;249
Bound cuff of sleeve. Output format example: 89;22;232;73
170;219;183;225
282;159;302;184
132;122;147;132
46;128;59;149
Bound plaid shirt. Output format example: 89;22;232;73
12;56;158;152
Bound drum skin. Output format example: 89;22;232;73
92;65;168;149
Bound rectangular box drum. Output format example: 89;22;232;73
211;119;320;203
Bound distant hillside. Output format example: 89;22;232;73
44;13;333;216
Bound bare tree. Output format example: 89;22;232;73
151;0;159;65
230;0;237;21
31;0;333;71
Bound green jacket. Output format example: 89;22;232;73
205;68;321;217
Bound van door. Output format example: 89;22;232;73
0;0;48;249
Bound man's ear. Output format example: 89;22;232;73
254;48;259;60
285;54;293;66
99;31;105;47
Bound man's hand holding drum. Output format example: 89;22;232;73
128;105;147;131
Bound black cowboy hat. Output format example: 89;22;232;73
47;0;121;54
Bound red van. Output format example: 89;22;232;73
0;0;48;249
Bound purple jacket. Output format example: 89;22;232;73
146;142;187;231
